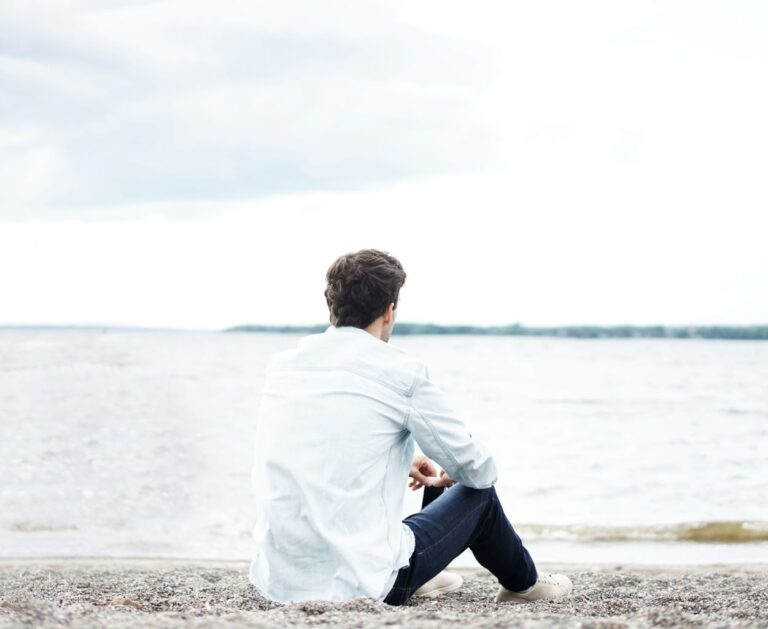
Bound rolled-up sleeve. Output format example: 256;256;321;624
405;364;498;489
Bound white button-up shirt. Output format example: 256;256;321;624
249;324;498;603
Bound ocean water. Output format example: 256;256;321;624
1;328;767;565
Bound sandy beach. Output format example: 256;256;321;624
0;559;766;628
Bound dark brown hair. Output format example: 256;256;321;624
324;249;406;328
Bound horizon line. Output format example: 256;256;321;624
2;321;767;332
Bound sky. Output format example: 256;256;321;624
1;0;766;329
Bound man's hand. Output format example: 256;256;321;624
408;454;456;490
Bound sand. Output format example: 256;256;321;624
1;559;766;628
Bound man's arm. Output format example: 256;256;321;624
405;364;498;489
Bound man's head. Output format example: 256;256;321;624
324;249;406;342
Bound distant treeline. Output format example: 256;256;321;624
225;323;768;340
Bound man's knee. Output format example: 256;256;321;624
460;483;496;496
467;484;502;511
451;483;496;508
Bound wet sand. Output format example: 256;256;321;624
1;559;766;628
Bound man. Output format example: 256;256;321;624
249;248;573;605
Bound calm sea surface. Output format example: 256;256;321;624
1;329;767;564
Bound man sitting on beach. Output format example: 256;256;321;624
249;248;573;605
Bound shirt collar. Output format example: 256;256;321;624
324;325;380;341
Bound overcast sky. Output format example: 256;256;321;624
1;0;766;329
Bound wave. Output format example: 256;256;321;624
6;522;79;533
4;520;767;544
519;521;768;543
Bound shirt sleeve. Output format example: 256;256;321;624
405;364;498;489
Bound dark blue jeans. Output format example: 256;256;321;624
383;484;538;605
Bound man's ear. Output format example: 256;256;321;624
385;302;395;324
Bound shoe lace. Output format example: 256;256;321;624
537;573;559;585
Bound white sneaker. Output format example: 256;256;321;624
413;570;463;598
495;572;573;603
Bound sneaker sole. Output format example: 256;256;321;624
414;577;464;598
495;592;534;604
496;587;573;604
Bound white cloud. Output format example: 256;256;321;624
0;0;498;215
0;0;766;325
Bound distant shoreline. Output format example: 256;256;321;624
2;323;768;340
226;323;768;340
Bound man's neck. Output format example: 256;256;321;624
364;321;387;342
